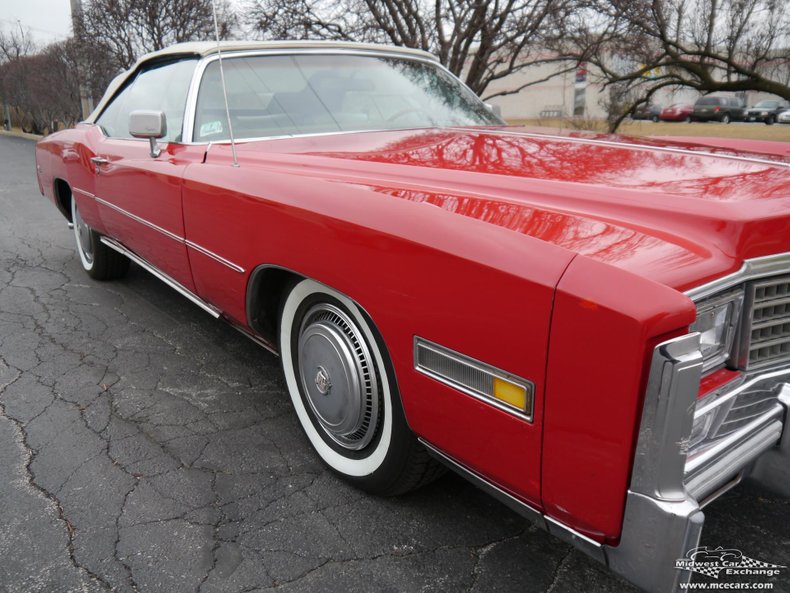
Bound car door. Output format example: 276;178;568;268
90;58;201;290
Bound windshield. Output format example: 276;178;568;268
754;101;778;108
194;53;502;141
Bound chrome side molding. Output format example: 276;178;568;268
419;438;606;564
100;236;222;319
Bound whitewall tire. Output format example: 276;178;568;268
71;194;129;280
279;278;442;495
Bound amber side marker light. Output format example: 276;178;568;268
492;377;529;410
414;337;534;420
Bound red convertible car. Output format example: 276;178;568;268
659;103;694;122
35;41;790;593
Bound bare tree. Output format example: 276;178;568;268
246;0;578;98
0;38;87;133
0;27;36;64
554;0;790;130
79;0;237;71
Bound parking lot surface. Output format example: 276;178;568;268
0;134;787;592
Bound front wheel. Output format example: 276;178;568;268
279;278;442;495
71;195;129;280
766;116;775;125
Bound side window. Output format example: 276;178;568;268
96;58;197;142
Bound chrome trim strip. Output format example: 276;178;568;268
99;236;221;319
185;239;245;273
93;196;245;274
685;252;790;302
419;438;544;524
227;321;278;357
544;516;606;562
414;337;534;421
72;187;95;199
420;438;605;562
459;127;790;169
95;196;184;243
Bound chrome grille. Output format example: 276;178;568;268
747;276;790;368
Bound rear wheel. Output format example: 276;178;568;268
721;114;731;124
279;278;442;495
71;196;129;280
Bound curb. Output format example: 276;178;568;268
0;129;44;141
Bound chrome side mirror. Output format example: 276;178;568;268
129;110;167;158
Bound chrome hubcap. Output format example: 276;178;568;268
73;202;93;264
297;304;380;450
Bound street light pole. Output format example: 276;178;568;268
69;0;94;120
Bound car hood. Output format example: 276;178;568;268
220;126;790;292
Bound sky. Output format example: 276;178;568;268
1;0;73;43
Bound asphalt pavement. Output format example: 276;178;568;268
0;133;787;593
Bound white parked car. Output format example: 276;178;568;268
778;109;790;124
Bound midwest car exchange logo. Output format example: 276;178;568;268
676;546;786;580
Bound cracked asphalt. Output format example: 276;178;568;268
0;133;788;593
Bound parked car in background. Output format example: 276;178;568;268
659;103;693;122
631;103;662;121
34;41;790;593
744;99;790;125
691;95;745;123
778;109;790;124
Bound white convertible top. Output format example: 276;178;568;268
85;40;439;122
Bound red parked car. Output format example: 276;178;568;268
659;103;694;122
35;42;790;593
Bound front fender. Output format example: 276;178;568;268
542;255;696;542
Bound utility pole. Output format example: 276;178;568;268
70;0;94;120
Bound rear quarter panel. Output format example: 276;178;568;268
35;125;107;232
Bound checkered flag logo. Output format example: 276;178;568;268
676;546;787;579
737;556;785;570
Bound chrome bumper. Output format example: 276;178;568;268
605;334;790;593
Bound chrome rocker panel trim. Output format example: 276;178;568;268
419;438;606;564
100;236;221;318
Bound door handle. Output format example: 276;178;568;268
90;156;109;173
